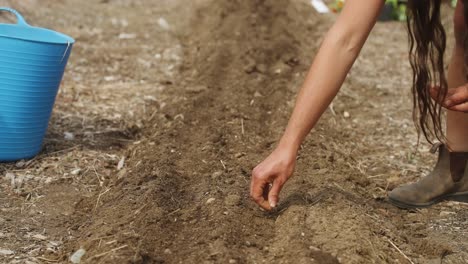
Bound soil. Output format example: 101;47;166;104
0;0;467;263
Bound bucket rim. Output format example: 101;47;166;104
0;7;75;45
0;28;75;45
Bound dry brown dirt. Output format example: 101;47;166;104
0;0;467;263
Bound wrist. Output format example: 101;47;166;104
277;136;301;155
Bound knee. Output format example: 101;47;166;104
454;1;467;46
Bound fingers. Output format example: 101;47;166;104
446;85;468;105
268;179;284;208
449;101;468;113
250;173;271;210
430;86;451;107
431;85;468;112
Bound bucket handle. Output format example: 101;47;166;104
0;7;29;26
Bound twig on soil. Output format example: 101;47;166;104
92;163;104;187
90;235;115;241
94;188;111;211
367;174;386;179
241;118;245;135
87;245;128;261
328;103;336;116
43;145;81;157
220;160;227;170
134;203;148;215
386;238;414;264
105;240;118;245
36;256;60;262
167;208;181;216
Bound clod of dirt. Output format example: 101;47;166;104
117;168;127;179
224;194;242;206
243;59;267;74
256;63;268;73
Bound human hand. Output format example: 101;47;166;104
250;147;297;210
431;85;468;113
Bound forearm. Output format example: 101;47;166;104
278;0;383;153
279;36;361;152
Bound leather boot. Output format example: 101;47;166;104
388;144;468;209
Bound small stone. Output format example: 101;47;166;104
71;169;82;175
117;157;125;170
229;259;237;264
158;17;170;30
254;91;263;97
32;234;47;240
186;85;208;93
206;198;216;204
0;249;14;255
211;171;223;179
343;111;350;118
5;173;15;180
118;33;136;39
12;175;24;189
64;132;75;140
224;194;241;206
70;248;86;263
309;246;320;251
439;211;455;217
15;160;26;168
234;153;245;158
164;249;172;254
271;61;290;74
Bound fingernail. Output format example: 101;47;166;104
270;201;276;208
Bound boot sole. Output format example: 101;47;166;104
388;191;468;209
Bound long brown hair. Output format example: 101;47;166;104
406;0;468;145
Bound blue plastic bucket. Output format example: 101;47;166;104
0;7;74;161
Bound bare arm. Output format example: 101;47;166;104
280;0;384;151
251;0;385;210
